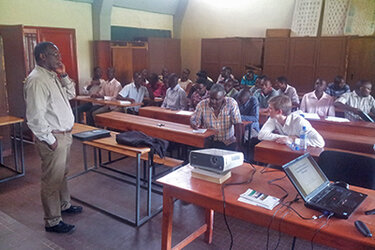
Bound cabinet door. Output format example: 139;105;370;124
347;37;375;88
288;38;317;92
201;38;220;81
263;38;289;81
315;37;347;83
148;37;166;74
165;39;181;75
219;38;242;79
241;38;264;73
93;41;111;80
112;47;132;85
38;27;78;84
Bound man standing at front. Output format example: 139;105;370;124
24;42;82;234
191;84;242;151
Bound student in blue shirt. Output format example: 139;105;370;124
241;69;258;88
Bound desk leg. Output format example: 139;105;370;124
135;153;140;226
19;122;24;174
12;124;19;172
83;144;88;171
204;209;214;244
161;188;174;250
147;154;152;217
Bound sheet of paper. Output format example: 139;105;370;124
193;129;207;134
302;113;320;120
177;110;194;115
325;116;350;122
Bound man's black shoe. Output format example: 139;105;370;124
45;221;76;234
62;205;83;214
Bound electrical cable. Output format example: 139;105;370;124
310;212;334;250
221;163;257;250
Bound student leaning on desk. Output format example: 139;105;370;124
258;95;325;148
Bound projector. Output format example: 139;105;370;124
189;148;244;173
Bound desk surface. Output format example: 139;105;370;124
0;116;24;126
95;112;216;148
139;106;192;125
254;140;375;166
74;96;142;108
158;164;375;250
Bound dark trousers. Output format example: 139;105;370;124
210;141;237;151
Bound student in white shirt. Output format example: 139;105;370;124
274;76;300;107
117;71;154;113
334;80;375;121
300;78;335;117
258;95;325;148
161;73;187;110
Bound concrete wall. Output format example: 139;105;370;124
112;7;173;32
0;0;93;86
180;0;296;76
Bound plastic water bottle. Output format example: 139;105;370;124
300;126;307;151
287;140;299;151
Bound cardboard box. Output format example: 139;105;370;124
266;29;291;38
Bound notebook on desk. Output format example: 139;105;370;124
283;153;367;219
72;129;111;141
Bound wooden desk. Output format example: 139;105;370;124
309;119;375;137
95;112;216;148
73;96;143;108
158;164;375;250
254;140;375;166
139;106;192;125
71;123;157;227
0;115;25;183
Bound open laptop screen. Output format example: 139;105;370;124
283;154;327;198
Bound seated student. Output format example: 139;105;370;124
159;67;169;84
249;76;263;95
75;66;105;122
224;78;239;98
161;73;187;110
149;73;166;98
117;71;154;114
236;89;259;138
191;70;214;94
216;66;235;84
189;81;209;110
88;67;122;125
141;68;149;84
300;78;335;117
258;95;325;148
178;68;193;93
191;84;242;151
334;80;375;121
241;69;258;89
274;76;299;107
253;76;278;111
326;75;350;98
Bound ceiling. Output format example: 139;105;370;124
67;0;180;15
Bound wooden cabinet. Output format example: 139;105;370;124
0;25;78;135
93;38;181;85
263;36;366;93
346;37;375;88
201;38;264;80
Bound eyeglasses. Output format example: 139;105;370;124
45;51;61;58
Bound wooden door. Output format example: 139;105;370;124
148;37;166;74
165;39;181;75
241;38;264;74
93;41;112;80
112;47;132;85
347;37;375;89
201;39;220;81
37;27;79;84
263;38;289;81
288;38;318;92
219;38;242;79
132;47;148;77
0;25;27;118
315;37;347;83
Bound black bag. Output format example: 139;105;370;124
116;131;169;158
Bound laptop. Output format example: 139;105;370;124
283;153;367;219
73;129;111;141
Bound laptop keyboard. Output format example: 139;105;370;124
310;186;353;208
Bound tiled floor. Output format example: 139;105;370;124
0;139;332;250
